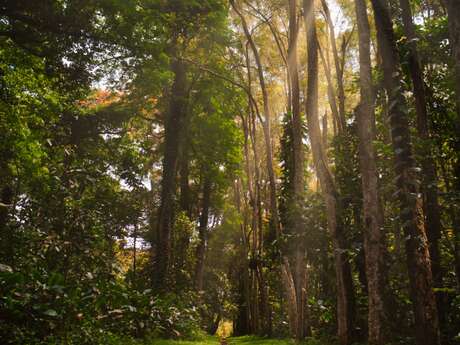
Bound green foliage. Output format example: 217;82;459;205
227;335;331;345
147;335;218;345
0;261;202;344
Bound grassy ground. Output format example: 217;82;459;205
226;336;296;345
145;336;328;345
150;335;320;345
150;336;218;345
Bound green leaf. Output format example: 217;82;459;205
43;309;58;317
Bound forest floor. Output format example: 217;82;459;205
226;336;298;344
153;335;303;345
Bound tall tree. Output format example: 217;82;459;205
230;0;281;240
321;0;346;132
152;58;188;291
444;0;460;117
354;0;387;343
303;0;355;343
195;177;212;291
287;0;310;339
399;0;444;320
230;0;285;335
444;0;460;291
369;0;440;343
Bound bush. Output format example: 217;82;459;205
0;264;201;344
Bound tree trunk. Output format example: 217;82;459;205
281;257;299;338
288;0;310;339
445;0;460;116
179;145;192;218
303;1;355;344
369;0;440;343
230;0;281;238
152;58;187;291
234;179;253;335
0;185;13;264
399;0;444;323
444;0;460;292
321;0;346;132
354;0;387;343
195;177;212;291
231;0;289;336
243;34;271;336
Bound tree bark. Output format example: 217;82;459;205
288;0;310;339
303;1;355;344
444;0;460;292
445;0;460;116
179;146;192;218
318;46;340;135
230;0;281;238
354;0;387;343
281;257;299;338
242;34;271;336
399;0;444;322
231;1;289;336
369;0;440;343
321;0;346;132
0;185;13;264
152;58;187;291
195;177;211;291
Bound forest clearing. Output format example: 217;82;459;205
1;0;460;344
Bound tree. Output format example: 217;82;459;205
444;0;460;291
369;0;440;343
354;0;387;343
399;0;444;322
287;0;310;339
303;0;355;343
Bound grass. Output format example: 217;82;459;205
148;335;218;345
145;335;328;345
227;336;296;345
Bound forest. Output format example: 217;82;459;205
0;0;459;344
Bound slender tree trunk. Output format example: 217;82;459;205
445;0;460;116
235;261;251;335
230;0;281;238
234;179;253;334
354;0;387;343
288;0;310;339
444;0;460;292
195;177;211;291
231;1;289;336
304;1;355;344
281;257;299;338
322;113;328;148
152;58;187;291
243;37;271;336
179;145;192;218
318;46;340;136
0;185;13;264
133;223;138;283
369;0;440;343
399;0;445;323
321;0;346;131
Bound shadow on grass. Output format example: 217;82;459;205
227;336;296;345
227;335;331;345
